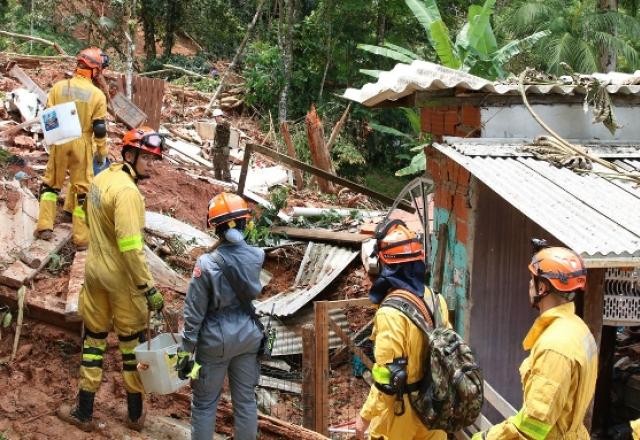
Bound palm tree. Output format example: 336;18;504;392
500;0;640;73
358;0;549;80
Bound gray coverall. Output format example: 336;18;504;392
181;239;265;440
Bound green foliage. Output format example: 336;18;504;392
364;168;412;199
47;252;69;274
359;0;549;79
245;186;289;247
331;140;366;178
499;0;640;73
243;41;285;116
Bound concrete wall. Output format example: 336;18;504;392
426;148;474;336
482;104;640;140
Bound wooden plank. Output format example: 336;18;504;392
280;122;303;190
64;250;87;322
314;301;329;436
259;375;302;394
483;380;516;418
302;323;315;430
327;315;373;370
325;297;373;310
237;145;253;195
109;92;147;128
0;224;71;288
8;64;48;105
270;226;370;245
245;143;415;212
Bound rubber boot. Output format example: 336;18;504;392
72;194;89;249
56;389;96;432
125;392;146;432
36;193;58;239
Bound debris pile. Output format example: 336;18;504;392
0;53;425;438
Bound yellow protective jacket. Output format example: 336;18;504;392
482;302;597;440
360;288;449;440
632;419;640;440
47;75;108;157
85;163;153;294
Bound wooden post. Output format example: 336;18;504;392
302;323;316;430
581;268;605;431
237;144;254;195
280;122;303;190
431;223;448;293
314;301;329;436
591;325;616;433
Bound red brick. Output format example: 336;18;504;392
461;105;480;124
456;219;469;244
421;108;432;132
444;111;458;126
453;193;469;220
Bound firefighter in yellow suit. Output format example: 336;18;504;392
473;243;597;440
356;221;448;440
36;47;109;247
634;419;640;440
57;127;165;433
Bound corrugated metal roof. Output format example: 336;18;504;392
343;60;640;107
260;308;351;356
432;142;640;266
255;242;358;317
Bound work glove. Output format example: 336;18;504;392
471;432;486;440
608;423;633;440
176;351;201;380
144;286;164;312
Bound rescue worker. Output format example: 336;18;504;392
608;419;640;440
57;127;165;432
473;243;597;440
355;221;449;440
36;47;109;248
177;192;264;440
211;108;231;182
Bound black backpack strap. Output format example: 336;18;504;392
211;251;260;322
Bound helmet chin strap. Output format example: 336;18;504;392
124;150;150;181
531;277;550;309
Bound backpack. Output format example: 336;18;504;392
381;289;484;433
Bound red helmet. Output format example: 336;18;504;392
376;219;424;265
77;47;109;73
207;192;250;229
122;126;164;159
528;247;587;292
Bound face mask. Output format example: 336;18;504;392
224;228;244;243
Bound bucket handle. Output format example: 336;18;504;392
145;309;179;349
161;309;179;345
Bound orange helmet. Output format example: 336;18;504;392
77;47;109;74
528;247;587;292
122;126;164;159
207;192;250;229
376;220;424;265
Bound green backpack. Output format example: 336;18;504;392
381;289;484;433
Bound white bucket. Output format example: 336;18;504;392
134;333;189;395
40;101;82;145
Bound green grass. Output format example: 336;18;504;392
364;167;411;199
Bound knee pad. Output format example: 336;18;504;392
93;119;107;139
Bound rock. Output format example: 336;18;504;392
13;135;36;149
15;343;33;362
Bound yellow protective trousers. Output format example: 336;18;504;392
78;272;148;394
37;134;93;246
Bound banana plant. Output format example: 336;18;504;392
359;0;549;80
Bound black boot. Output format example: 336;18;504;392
56;390;95;432
125;392;146;431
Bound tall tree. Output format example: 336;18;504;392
163;0;184;57
139;0;157;60
278;0;295;123
502;0;640;74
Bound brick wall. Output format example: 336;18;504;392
420;105;481;140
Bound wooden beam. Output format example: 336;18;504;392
302;323;315;430
325;297;373;310
327;315;373;370
581;267;605;431
8;64;48;105
237;144;253;195
64;250;87;322
314;301;329;436
280;122;303;190
270;226;370;245
483;380;516;418
241;143;415;212
431;223;448;293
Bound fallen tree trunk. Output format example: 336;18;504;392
0;31;67;55
280;122;303;190
305;104;334;193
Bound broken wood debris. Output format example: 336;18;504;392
0;224;71;288
238;143;415;212
64;249;87;322
270;226;370;245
